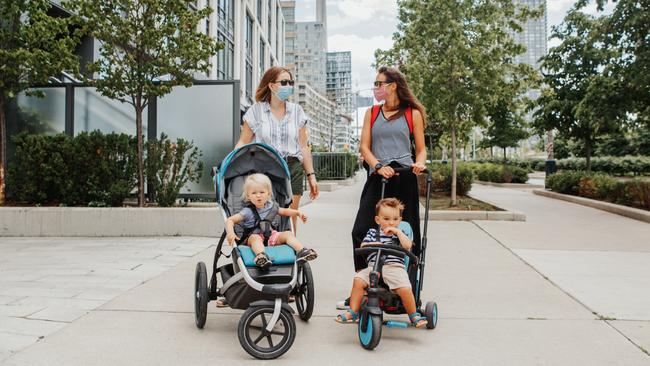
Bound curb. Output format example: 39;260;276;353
533;189;650;224
475;181;544;189
419;198;526;222
0;207;224;237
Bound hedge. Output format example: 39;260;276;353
422;162;474;196
546;171;650;210
8;132;137;206
474;156;650;175
467;162;530;184
313;153;359;180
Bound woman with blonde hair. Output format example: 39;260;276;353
235;66;319;232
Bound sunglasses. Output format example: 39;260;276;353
373;80;393;87
275;79;295;86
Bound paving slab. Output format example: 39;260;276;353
514;249;650;321
610;321;650;355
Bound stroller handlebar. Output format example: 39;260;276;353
354;244;419;265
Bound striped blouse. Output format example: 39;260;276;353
243;101;309;162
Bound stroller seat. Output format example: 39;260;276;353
236;245;297;267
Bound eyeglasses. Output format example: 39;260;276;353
274;79;295;86
373;80;393;87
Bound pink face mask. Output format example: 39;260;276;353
373;85;388;102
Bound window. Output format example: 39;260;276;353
257;0;262;22
259;37;265;76
215;0;234;79
246;14;254;101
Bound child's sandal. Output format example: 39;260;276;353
334;309;359;324
254;252;272;269
297;248;318;262
409;312;428;328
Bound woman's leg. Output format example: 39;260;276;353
351;175;381;271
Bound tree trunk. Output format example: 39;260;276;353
451;125;457;206
503;146;507;164
136;100;145;207
546;130;554;160
0;95;6;205
585;137;592;173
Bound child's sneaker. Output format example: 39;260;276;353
296;248;318;262
254;252;272;269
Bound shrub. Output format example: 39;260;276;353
146;133;204;207
423;162;474;196
546;171;588;195
313;153;359;180
470;162;530;184
7;131;138;206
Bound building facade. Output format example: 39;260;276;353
326;51;353;117
513;0;547;99
279;1;297;75
205;0;285;110
296;82;336;150
293;22;327;95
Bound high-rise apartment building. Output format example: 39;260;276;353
513;0;547;99
293;21;328;95
206;0;285;109
296;82;336;150
326;52;353;116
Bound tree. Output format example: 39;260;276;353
532;9;623;171
64;0;221;206
0;0;80;204
376;0;540;205
481;98;529;163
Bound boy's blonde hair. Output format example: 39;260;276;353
375;198;405;215
241;173;273;202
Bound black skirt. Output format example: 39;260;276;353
351;169;421;272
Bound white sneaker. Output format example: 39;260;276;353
336;299;350;310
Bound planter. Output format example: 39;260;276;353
0;207;224;237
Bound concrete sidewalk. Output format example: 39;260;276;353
2;180;650;365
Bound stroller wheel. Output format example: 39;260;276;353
294;262;315;321
194;262;208;329
238;305;296;359
358;311;382;350
424;301;438;329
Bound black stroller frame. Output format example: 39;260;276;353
193;143;314;360
354;166;438;350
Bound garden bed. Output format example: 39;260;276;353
421;193;501;211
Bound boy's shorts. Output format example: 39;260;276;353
354;263;411;290
250;230;281;246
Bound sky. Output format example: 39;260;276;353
295;0;615;98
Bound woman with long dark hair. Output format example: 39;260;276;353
339;66;427;309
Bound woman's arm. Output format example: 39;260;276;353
360;108;394;178
299;126;319;200
411;109;427;173
234;121;255;149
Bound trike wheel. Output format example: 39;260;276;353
238;305;296;359
358;310;382;350
425;301;438;329
294;262;314;321
194;262;208;329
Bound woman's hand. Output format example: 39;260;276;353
308;174;319;200
412;161;426;174
378;165;395;179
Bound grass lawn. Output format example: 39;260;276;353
421;192;502;211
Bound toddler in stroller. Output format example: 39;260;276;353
225;173;318;269
193;143;316;360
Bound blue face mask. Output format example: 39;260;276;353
275;86;294;101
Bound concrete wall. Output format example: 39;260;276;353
0;208;224;237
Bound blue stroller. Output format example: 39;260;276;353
193;143;314;359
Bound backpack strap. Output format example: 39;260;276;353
370;105;381;129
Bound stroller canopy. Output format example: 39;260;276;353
215;143;293;214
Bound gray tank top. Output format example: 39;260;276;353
371;110;413;171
